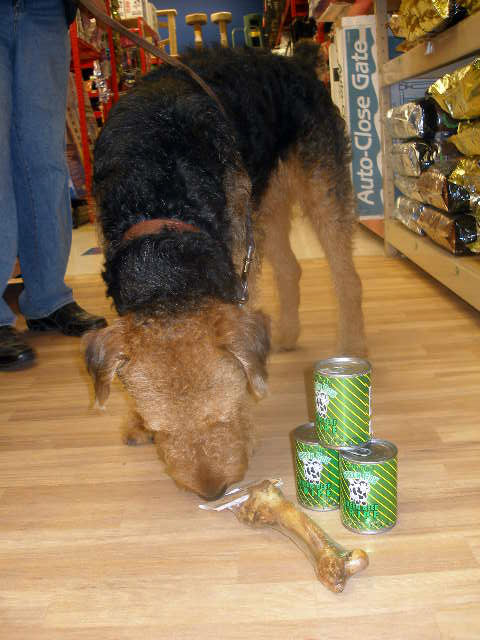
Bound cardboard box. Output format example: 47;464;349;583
117;0;144;20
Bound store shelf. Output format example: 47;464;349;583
76;37;101;63
121;17;158;41
381;10;480;86
385;219;480;309
375;0;480;311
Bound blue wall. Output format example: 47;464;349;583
153;1;264;52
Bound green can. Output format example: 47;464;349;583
339;439;398;534
293;423;341;511
314;356;372;447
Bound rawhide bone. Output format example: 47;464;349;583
200;479;369;593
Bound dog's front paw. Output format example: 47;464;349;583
122;413;155;446
123;429;155;446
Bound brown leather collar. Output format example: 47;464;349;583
122;218;201;244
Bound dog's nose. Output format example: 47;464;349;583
199;484;228;502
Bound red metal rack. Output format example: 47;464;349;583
275;0;309;46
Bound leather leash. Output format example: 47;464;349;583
77;0;227;118
76;0;254;304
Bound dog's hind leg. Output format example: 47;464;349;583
260;162;302;351
298;158;366;357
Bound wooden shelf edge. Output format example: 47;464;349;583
381;11;480;87
385;218;480;310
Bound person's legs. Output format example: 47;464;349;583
12;0;74;319
0;1;20;328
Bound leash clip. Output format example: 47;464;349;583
238;241;255;305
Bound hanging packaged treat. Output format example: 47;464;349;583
391;140;462;176
428;59;480;120
385;98;458;140
417;207;480;254
393;196;426;236
394;167;471;213
450;120;480;155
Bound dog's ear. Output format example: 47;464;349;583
216;308;271;399
83;323;126;408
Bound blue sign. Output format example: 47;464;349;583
344;26;383;217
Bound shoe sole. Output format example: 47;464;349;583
0;357;36;372
27;320;107;337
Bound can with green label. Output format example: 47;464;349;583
314;356;372;447
339;439;398;534
293;423;342;511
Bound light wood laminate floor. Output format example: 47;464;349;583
1;254;479;639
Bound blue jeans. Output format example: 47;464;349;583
0;0;74;327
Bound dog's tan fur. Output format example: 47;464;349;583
85;140;365;500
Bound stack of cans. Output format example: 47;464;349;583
293;357;398;534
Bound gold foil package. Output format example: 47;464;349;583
391;140;462;176
449;157;480;213
394;196;480;254
417;207;480;253
386;98;458;140
394;167;471;213
393;196;426;235
389;0;480;50
450;120;480;155
427;58;480;120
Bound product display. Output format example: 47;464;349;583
393;196;426;235
450;120;480;155
293;423;341;511
385;98;458;140
391;140;462;176
339;440;398;534
394;167;471;213
428;58;480;120
418;206;480;253
313;357;371;447
449;156;480;212
389;0;480;50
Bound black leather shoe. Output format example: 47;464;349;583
26;302;107;337
0;326;36;371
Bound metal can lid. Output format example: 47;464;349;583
340;439;398;463
293;423;318;445
314;356;371;378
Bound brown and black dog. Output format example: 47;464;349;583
85;45;365;500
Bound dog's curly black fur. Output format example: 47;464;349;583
94;45;349;316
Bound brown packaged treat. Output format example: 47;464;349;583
391;140;462;176
386;98;458;140
428;58;480;120
394;167;471;213
417;206;479;253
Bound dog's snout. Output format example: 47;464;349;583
199;484;228;502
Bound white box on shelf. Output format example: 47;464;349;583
117;0;144;20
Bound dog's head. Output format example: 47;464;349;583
84;303;270;499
